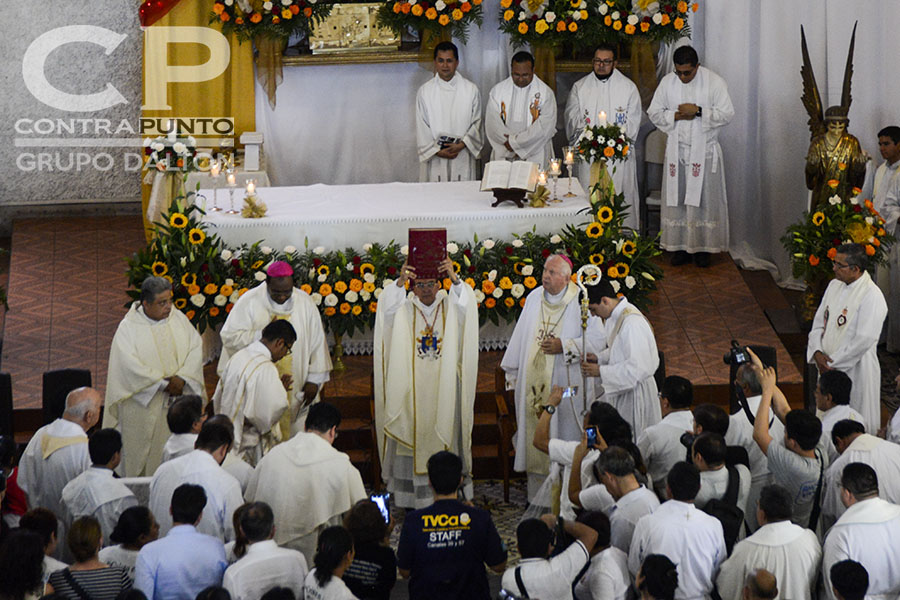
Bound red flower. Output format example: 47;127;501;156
200;263;208;272
468;265;476;273
387;266;397;275
664;5;673;12
853;205;862;213
592;140;599;148
231;259;240;267
541;249;551;258
352;256;361;264
505;246;514;255
502;257;509;264
313;258;322;267
203;273;211;282
353;266;360;275
464;249;472;258
235;268;244;276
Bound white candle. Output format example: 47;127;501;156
565;150;574;164
538;171;548;186
210;163;220;178
549;158;562;175
246;181;256;195
598;111;607;125
226;173;236;186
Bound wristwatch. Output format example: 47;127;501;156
543;405;557;415
695;106;703;117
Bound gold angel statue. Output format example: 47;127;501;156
802;23;867;211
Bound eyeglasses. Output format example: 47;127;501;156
833;261;851;270
592;59;615;66
414;281;438;289
674;67;696;77
283;345;293;356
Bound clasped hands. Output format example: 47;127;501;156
436;141;466;160
674;102;700;121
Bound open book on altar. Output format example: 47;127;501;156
480;160;539;193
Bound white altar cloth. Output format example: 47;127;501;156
196;179;589;250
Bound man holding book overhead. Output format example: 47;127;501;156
374;229;479;509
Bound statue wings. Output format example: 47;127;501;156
841;22;857;114
800;25;824;139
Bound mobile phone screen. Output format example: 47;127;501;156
370;493;391;523
586;426;598;447
562;386;578;399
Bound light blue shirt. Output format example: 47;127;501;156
135;524;227;600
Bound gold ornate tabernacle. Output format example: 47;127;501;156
309;3;400;54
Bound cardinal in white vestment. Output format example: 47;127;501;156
18;387;101;560
648;46;734;268
103;277;205;477
580;278;660;435
416;42;483;183
808;244;887;435
501;254;603;500
213;320;295;466
822;463;900;600
220;261;332;439
485;51;556;166
373;257;478;509
565;44;642;230
247;402;367;566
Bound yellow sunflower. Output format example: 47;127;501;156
811;211;825;226
252;260;264;270
317;264;330;276
359;263;375;275
615;262;629;277
513;261;526;275
174;298;187;309
151;261;168;276
586;222;604;238
181;273;196;287
452;261;461;273
169;213;188;229
589;253;604;265
597;206;614;223
622;240;637;256
188;228;206;245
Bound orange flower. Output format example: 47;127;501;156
187;284;201;296
673;17;684;29
290;5;300;14
209;307;220;317
349;279;363;292
604;15;612;26
440;14;451;25
300;284;312;294
340;303;351;314
625;24;635;34
220;12;230;21
393;1;402;12
473;0;482;4
852;186;862;195
334;281;348;294
324;307;336;316
504;297;515;308
235;17;244;24
452;8;463;20
519;297;526;308
499;277;513;290
660;14;670;25
250;12;262;22
568;21;578;32
622;145;630;155
827;248;838;259
556;20;566;31
607;266;620;278
213;3;225;14
272;16;280;23
303;6;312;16
872;237;881;247
443;278;452;290
838;162;847;171
482;280;496;294
238;287;249;297
485;298;497;308
827;179;840;189
319;283;332;296
640;21;650;32
524;276;537;289
518;22;528;33
677;1;688;12
220;284;234;297
865;199;874;209
461;2;472;12
363;281;376;293
809;255;820;266
186;310;196;320
426;7;438;19
281;8;292;18
612;20;621;30
865;245;876;256
400;2;411;13
500;0;512;6
692;3;699;11
465;277;476;288
226;303;234;313
603;146;615;158
411;4;423;16
369;301;378;313
879;228;886;236
204;283;218;295
352;305;362;316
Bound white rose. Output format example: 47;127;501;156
545;11;555;22
597;135;606;145
172;142;186;154
610;280;621;293
225;278;234;287
254;271;266;281
483;239;495;249
400;245;409;256
229;291;240;303
362;243;373;252
409;0;417;4
374;288;384;299
599;3;608;14
180;257;187;267
284;245;297;254
186;136;196;147
512;239;524;248
850;195;859;205
522;265;534;276
317;274;327;283
866;217;875;225
263;1;273;9
474;290;486;303
360;290;371;301
324;294;339;307
435;0;445;9
492;287;503;298
488;269;497;281
585;130;594;141
611;11;620;19
616;144;622;151
311;293;322;306
652;12;662;24
363;273;375;283
282;0;292;4
625;275;636;289
828;195;841;206
152;142;165;152
345;290;359;303
572;10;581;20
261;246;272;255
142;137;151;147
214;294;228;306
313;246;325;255
511;283;525;298
519;11;526;20
580;0;586;7
447;242;459;254
190;293;205;307
550;234;562;244
346;263;354;271
627;14;639;25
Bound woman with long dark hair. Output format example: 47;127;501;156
303;526;357;600
99;506;160;580
0;528;45;600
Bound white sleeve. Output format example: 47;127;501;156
549;540;590;581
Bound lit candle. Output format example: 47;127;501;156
226;173;236;186
549;158;562;176
210;162;220;178
598;111;607;125
538;171;548;186
565;150;574;164
246;181;256;195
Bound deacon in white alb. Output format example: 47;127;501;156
565;44;641;229
822;463;900;600
104;276;205;477
808;243;887;434
581;278;661;434
415;41;483;183
501;254;604;500
648;45;734;268
214;320;296;466
220;260;332;439
486;51;557;166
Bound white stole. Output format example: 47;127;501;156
820;272;875;357
664;67;711;207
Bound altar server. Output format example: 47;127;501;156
501;254;603;500
485;51;557;166
104;276;205;476
648;45;734;268
808;243;887;434
581;278;660;434
220;261;332;438
374;257;478;508
214;320;295;466
415;41;483;183
822;463;900;600
565;44;642;229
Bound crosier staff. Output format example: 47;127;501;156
573;264;602;425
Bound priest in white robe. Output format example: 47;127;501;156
214;320;294;466
822;462;900;600
565;44;642;230
247;402;367;566
374;257;478;509
870;127;900;352
416;41;483;183
61;428;138;544
18;387;101;560
501;254;603;500
581;278;661;435
103;276;205;477
220;261;331;439
808;243;887;434
648;45;734;268
716;483;821;600
485;51;556;167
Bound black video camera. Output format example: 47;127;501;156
723;340;749;366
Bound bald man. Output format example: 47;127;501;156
501;254;604;500
744;570;778;600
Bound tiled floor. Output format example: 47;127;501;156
2;217;798;410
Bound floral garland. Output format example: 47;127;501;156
781;189;895;285
591;0;696;44
377;0;484;43
210;0;332;42
499;0;591;47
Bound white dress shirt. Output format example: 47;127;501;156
223;539;308;600
161;433;198;464
637;410;694;499
574;546;631;600
501;541;590;600
608;485;660;553
694;464;752;517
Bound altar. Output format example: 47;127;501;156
197;179;589;251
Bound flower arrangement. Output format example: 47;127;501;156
590;0;696;44
377;0;484;42
499;0;592;47
781;190;895;285
211;0;332;42
142;132;198;173
575;118;632;165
